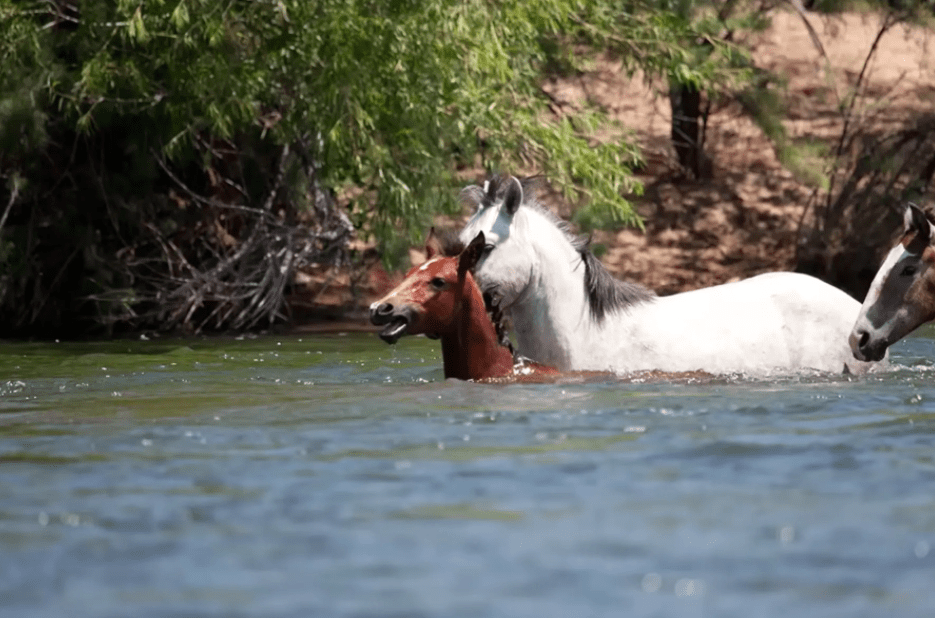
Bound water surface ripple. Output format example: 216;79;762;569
2;331;935;617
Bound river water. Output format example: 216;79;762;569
1;329;934;618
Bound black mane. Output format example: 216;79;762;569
578;242;656;321
463;174;656;322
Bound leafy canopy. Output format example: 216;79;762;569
3;1;749;243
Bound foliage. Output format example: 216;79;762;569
0;0;755;335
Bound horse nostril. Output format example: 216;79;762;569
858;330;870;350
370;302;395;324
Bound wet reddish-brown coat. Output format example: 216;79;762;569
375;246;556;382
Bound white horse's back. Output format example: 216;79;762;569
616;272;875;375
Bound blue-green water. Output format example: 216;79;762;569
2;329;934;618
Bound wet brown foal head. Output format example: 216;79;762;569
369;230;521;380
370;229;484;343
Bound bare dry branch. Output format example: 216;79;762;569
0;177;21;237
96;140;355;334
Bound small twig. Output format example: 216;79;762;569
834;12;898;160
25;244;81;328
310;268;338;305
786;0;836;103
810;11;901;246
0;177;21;238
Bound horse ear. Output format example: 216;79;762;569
425;227;443;259
503;176;523;216
458;231;486;278
460;185;486;213
906;203;932;249
484;176;499;205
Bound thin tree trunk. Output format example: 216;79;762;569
670;83;703;177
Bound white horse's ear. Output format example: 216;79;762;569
906;203;932;248
503;176;523;216
460;185;486;213
484;178;498;204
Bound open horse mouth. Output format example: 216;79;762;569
370;303;414;344
377;317;409;344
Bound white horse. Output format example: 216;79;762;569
850;203;935;362
458;175;883;376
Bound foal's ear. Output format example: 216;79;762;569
425;227;443;259
458;231;486;278
503;176;523;216
905;203;933;250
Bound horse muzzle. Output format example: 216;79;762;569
369;302;415;344
849;327;888;362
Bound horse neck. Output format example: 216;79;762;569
509;211;594;368
439;275;514;380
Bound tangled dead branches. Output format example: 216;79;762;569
89;139;353;334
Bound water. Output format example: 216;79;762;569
2;329;934;618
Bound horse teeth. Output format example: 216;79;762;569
379;319;409;343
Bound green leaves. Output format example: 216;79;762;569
10;0;738;276
6;1;665;245
170;1;190;29
128;6;149;44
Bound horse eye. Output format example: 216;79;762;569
901;265;918;277
430;277;446;289
483;244;495;255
